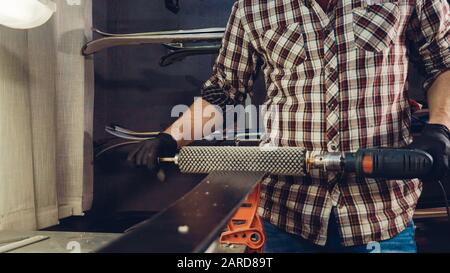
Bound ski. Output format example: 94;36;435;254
97;171;265;253
163;42;221;51
92;27;225;38
83;32;224;55
160;45;221;67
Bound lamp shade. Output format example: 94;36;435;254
0;0;56;29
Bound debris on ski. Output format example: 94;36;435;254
178;225;189;234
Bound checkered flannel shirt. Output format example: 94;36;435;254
201;0;450;246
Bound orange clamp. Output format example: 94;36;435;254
220;184;266;253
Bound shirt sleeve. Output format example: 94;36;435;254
407;0;450;91
201;2;260;111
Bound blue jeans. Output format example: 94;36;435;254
263;214;417;253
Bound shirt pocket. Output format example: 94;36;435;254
261;23;307;69
352;1;400;52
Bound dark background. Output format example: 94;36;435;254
93;0;238;141
91;0;267;218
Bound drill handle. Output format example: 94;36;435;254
345;148;434;179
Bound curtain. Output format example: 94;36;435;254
0;0;94;230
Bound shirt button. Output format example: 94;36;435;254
325;66;335;74
329;144;338;151
323;26;332;37
328;100;338;108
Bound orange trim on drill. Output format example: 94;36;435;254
362;154;374;174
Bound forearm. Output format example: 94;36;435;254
427;70;450;130
164;97;223;148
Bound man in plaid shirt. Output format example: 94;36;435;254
129;0;450;252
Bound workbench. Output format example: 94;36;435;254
0;230;245;253
0;230;120;253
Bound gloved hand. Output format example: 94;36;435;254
407;123;450;181
127;132;178;171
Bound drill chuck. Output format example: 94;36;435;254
306;153;344;172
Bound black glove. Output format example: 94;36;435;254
127;132;178;171
407;123;450;181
